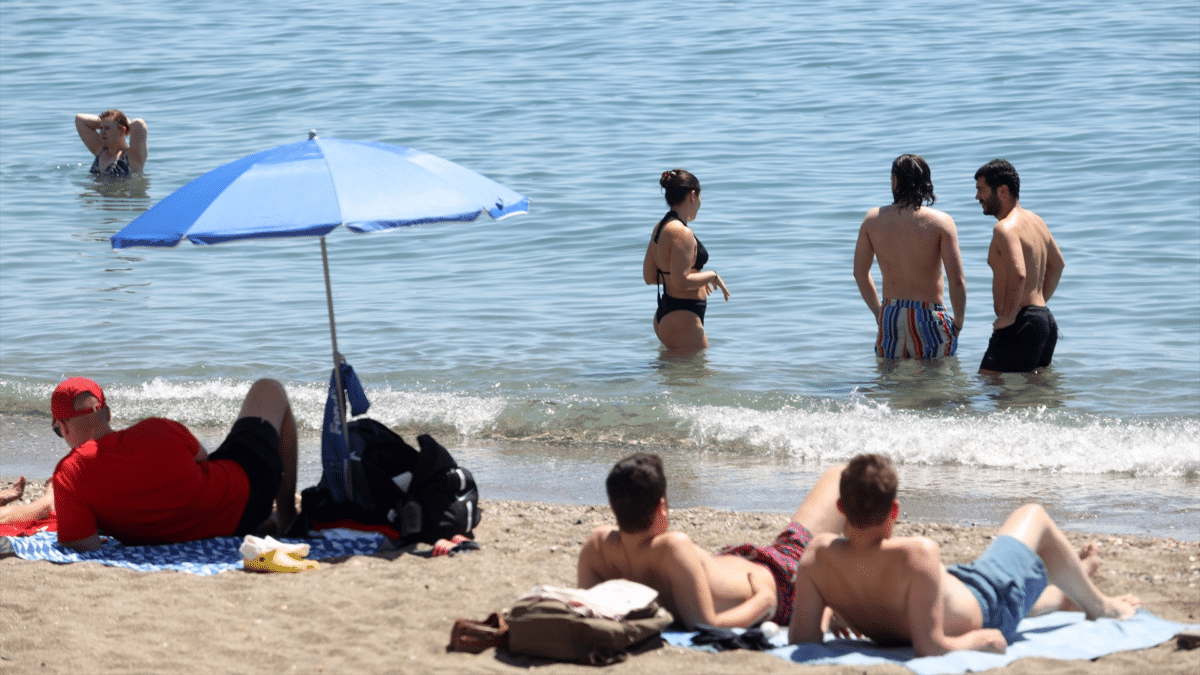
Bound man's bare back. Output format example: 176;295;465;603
855;204;965;311
853;157;966;359
985;205;1063;328
578;524;776;629
793;532;997;652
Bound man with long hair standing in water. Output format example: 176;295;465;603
854;154;966;359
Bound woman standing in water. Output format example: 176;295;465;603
75;109;147;176
642;169;730;351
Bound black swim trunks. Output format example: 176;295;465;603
209;417;283;535
980;306;1059;373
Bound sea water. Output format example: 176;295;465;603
1;0;1197;539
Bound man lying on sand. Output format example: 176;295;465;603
577;452;847;629
789;453;1141;655
49;377;299;551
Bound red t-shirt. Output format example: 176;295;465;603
52;418;251;545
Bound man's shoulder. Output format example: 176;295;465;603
651;529;696;550
922;206;956;226
122;417;194;441
883;535;943;568
585;523;619;542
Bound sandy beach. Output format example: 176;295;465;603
1;480;1197;675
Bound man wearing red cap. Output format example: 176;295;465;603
49;377;298;551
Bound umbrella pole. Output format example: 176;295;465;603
321;236;350;455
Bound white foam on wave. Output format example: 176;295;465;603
670;399;1199;478
92;379;505;436
30;377;1196;479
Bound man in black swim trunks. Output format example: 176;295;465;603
974;159;1065;374
50;377;298;551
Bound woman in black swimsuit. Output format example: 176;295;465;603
76;109;148;176
642;169;730;351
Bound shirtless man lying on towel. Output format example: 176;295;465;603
577;452;847;629
788;453;1141;656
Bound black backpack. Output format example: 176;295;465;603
295;419;481;545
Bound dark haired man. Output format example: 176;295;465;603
788;454;1140;656
854;154;966;359
577;452;846;629
974;159;1065;373
49;377;298;552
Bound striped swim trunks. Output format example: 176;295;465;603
876;298;957;359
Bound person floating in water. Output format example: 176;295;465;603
75;109;147;176
854;154;966;359
642;169;730;352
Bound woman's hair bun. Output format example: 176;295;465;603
659;168;700;206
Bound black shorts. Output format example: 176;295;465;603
980;306;1059;373
209;417;283;536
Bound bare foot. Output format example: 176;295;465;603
0;477;26;505
1079;542;1102;577
1090;594;1141;621
431;534;474;557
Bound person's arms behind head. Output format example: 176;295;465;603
75;113;103;156
126;117;148;170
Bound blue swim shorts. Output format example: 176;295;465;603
946;534;1050;642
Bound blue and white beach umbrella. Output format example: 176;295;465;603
112;132;529;461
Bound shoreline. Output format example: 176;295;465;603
2;483;1197;674
5;423;1198;543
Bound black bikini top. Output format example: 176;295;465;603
652;210;708;273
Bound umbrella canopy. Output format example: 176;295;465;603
111;133;529;463
112;135;528;248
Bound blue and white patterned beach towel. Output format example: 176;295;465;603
1;529;386;576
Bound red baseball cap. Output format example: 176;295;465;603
51;377;106;421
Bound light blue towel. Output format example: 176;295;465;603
1;530;384;576
665;610;1197;675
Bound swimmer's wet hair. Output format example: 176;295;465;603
99;109;130;130
891;154;937;209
